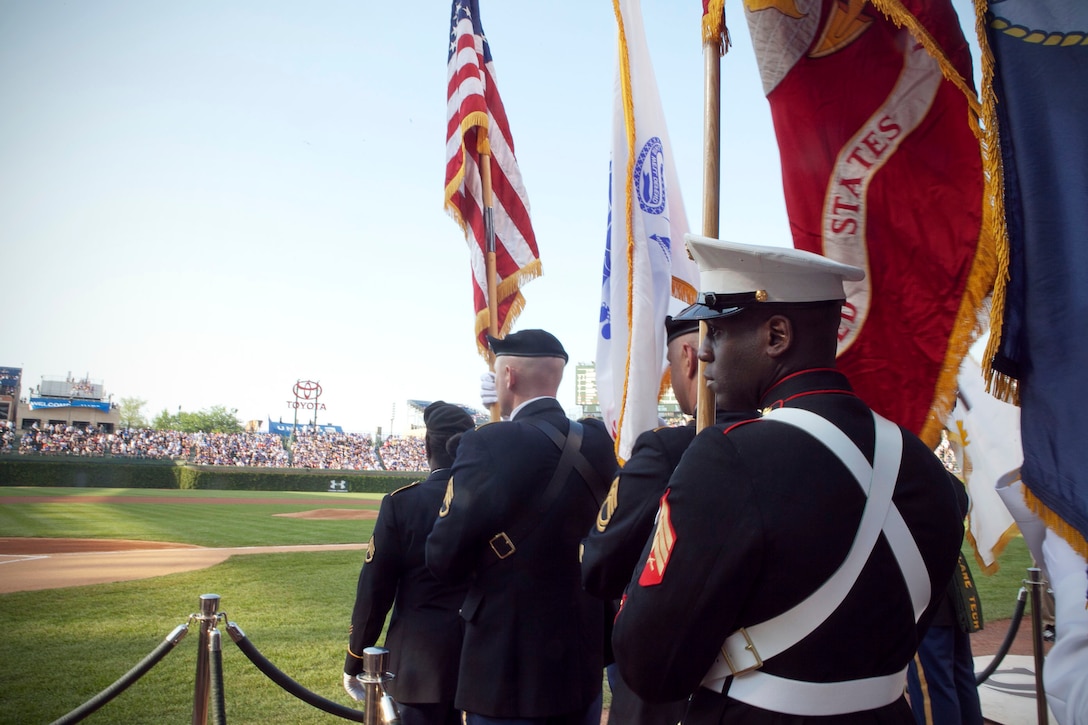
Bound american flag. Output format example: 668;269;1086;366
444;0;540;357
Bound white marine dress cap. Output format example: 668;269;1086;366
672;234;866;321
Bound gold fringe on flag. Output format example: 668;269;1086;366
443;110;493;225
965;521;1021;576
871;0;1000;448
874;0;1019;406
472;259;543;359
613;0;638;463
702;0;728;51
672;277;697;305
972;0;1019;404
871;0;982;119
1021;482;1088;562
963;5;1085;564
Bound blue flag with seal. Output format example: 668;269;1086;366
981;1;1088;554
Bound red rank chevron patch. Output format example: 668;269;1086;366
638;489;675;586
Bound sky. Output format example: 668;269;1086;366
0;0;980;436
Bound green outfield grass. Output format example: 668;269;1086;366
1;488;382;724
0;486;383;547
1;551;365;724
968;535;1035;622
0;487;1040;723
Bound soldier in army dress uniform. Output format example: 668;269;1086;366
425;329;618;725
582;314;746;725
342;401;476;725
611;235;966;723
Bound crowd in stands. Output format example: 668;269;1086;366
5;422;431;471
379;435;427;471
15;424;193;459
189;432;291;468
0;421;15;454
291;430;381;470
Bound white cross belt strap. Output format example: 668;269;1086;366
699;408;931;717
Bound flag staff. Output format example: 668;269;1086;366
697;3;727;432
479;127;502;422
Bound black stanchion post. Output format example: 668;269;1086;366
1026;568;1048;725
193;593;220;725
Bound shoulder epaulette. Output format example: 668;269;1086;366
389;480;423;496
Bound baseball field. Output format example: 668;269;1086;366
0;486;1038;724
0;486;383;724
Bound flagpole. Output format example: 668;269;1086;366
697;12;725;432
480;127;502;422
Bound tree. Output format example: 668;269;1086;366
192;405;243;434
152;405;242;433
152;408;180;430
118;396;149;429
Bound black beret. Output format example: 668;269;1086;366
486;329;568;363
423;401;475;436
665;315;701;344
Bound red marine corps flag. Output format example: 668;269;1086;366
745;0;996;444
445;0;541;357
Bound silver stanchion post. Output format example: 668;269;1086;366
192;593;221;725
1026;568;1047;725
361;647;400;725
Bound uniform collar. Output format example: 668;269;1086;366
759;368;855;412
510;396;561;420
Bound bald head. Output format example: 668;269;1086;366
494;355;566;417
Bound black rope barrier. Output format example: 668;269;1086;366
975;586;1028;686
224;621;367;723
48;623;189;725
209;628;227;725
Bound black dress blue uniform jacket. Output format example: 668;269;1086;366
581;412;748;725
425;397;618;719
612;369;965;724
345;467;465;707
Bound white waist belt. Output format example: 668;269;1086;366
700;408;928;715
724;667;909;717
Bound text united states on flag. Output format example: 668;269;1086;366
444;0;540;357
745;0;994;444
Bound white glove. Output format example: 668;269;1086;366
480;371;497;407
343;672;366;702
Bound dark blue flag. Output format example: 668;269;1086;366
985;1;1088;548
